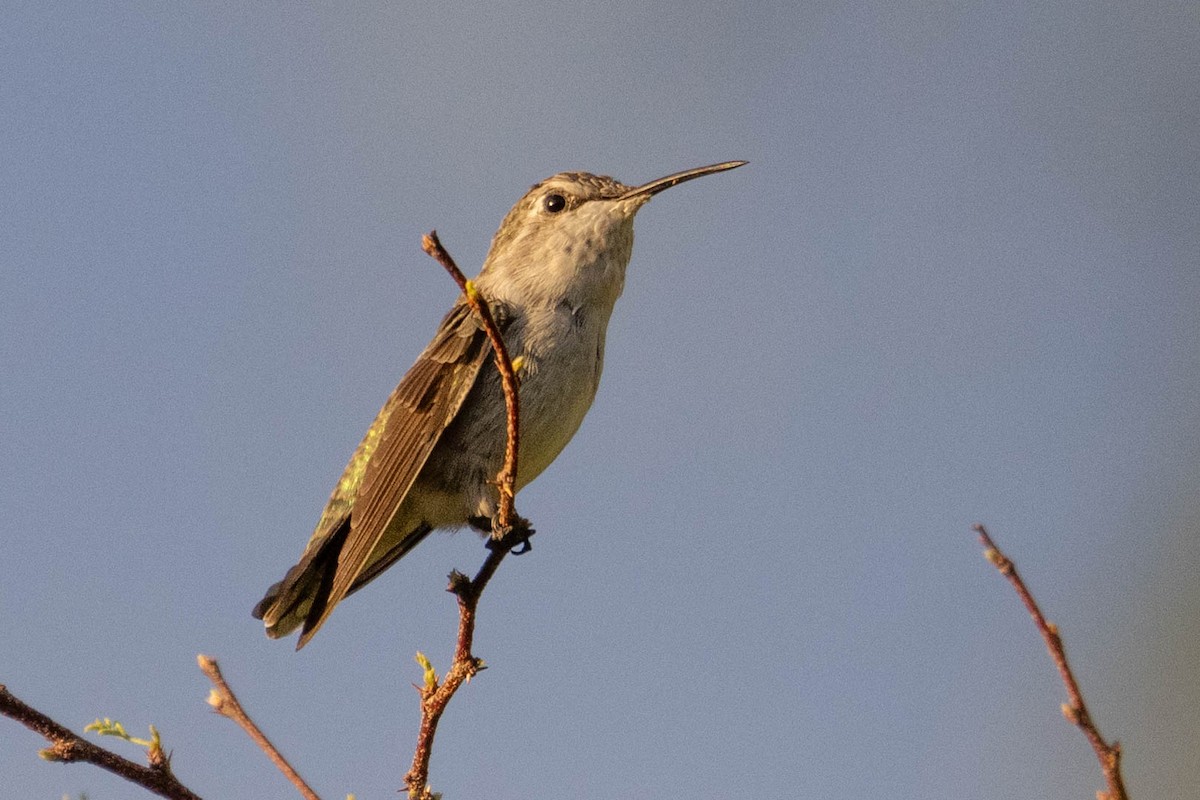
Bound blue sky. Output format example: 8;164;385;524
3;2;1197;798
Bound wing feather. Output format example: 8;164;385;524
295;302;491;644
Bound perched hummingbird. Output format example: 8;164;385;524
254;160;746;648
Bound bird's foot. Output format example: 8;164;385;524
484;515;535;555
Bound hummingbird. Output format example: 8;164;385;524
254;160;746;648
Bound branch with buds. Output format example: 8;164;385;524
0;684;201;800
973;523;1128;800
401;231;532;799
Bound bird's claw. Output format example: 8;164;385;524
484;515;535;554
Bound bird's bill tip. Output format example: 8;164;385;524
622;160;747;200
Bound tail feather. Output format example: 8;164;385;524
292;522;435;649
253;518;435;648
253;515;351;643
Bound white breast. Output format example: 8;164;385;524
512;302;610;487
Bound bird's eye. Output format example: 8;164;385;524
543;193;567;213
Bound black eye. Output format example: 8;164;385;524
543;193;567;213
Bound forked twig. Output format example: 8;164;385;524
0;684;202;800
198;655;320;800
972;523;1128;800
403;231;528;799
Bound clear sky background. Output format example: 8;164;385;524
3;2;1197;798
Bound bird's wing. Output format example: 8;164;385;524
299;300;494;644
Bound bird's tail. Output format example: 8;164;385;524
252;518;346;641
252;518;433;648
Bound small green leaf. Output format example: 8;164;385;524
415;652;438;689
84;717;156;747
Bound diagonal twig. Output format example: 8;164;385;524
0;684;202;800
972;523;1128;800
198;655;321;800
422;230;521;529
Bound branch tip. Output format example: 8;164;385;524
972;523;1127;800
199;655;320;800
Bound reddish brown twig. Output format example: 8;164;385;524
972;523;1128;800
198;655;320;800
405;232;528;799
403;552;512;799
0;684;202;800
422;230;521;528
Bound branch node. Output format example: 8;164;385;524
447;569;472;598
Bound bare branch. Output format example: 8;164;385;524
422;230;521;531
0;684;202;800
404;232;531;799
972;523;1128;800
197;655;321;800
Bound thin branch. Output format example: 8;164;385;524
197;655;320;800
404;232;530;799
422;230;521;529
972;523;1128;800
0;684;202;800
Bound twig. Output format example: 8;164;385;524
404;232;529;799
422;230;521;528
972;523;1128;800
0;684;202;800
197;655;320;800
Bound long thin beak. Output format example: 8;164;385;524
619;160;747;201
